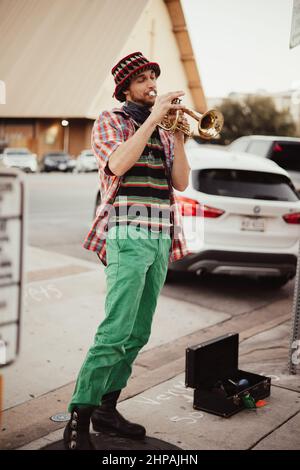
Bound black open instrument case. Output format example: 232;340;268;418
185;333;271;418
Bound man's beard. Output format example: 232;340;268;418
130;94;154;109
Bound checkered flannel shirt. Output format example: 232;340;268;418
83;107;189;266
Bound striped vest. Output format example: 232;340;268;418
109;126;172;233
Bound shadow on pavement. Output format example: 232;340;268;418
41;432;182;450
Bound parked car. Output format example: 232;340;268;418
93;147;300;287
1;147;38;173
169;148;300;286
41;151;76;172
76;149;98;172
227;135;300;192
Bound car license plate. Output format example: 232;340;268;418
241;216;265;232
58;163;67;170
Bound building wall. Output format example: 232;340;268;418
0;120;35;150
0;0;149;118
69;121;88;156
0;118;93;159
35;119;93;158
35;120;64;158
88;0;196;118
1;0;204;156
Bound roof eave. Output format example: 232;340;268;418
164;0;207;112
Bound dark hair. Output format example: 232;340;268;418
116;78;131;102
116;66;157;102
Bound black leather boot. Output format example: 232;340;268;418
91;390;146;440
63;406;96;450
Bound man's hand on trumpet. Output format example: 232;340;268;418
149;91;185;127
173;111;191;143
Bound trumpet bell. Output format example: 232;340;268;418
198;109;224;140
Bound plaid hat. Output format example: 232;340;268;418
112;51;160;102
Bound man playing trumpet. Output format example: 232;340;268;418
63;51;190;450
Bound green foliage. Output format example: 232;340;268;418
212;95;297;145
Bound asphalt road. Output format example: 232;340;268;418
27;171;99;263
25;172;295;307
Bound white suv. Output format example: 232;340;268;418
169;147;300;287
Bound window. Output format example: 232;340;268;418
46;153;67;158
269;142;300;172
247;140;271;157
6;149;30;155
192;168;299;201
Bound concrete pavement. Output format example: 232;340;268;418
1;245;300;450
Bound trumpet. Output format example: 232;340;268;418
149;92;224;139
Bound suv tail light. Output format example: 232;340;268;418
176;195;224;218
203;205;225;218
282;212;300;224
273;143;283;153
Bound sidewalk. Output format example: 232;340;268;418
1;246;300;450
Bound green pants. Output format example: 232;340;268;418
69;224;172;411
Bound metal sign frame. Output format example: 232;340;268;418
0;168;25;368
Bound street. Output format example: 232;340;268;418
1;172;298;450
27;172;295;305
27;172;99;262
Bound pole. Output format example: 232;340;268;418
63;124;69;154
289;239;300;374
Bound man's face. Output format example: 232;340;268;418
124;69;157;107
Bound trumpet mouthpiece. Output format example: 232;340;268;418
148;90;157;97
